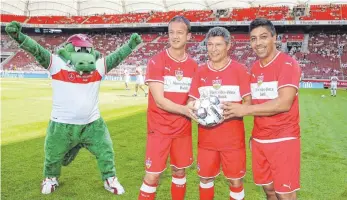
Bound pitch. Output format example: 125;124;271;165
1;79;346;199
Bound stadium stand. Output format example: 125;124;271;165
2;31;345;79
1;3;347;24
27;16;88;24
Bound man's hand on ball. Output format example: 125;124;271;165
183;101;198;122
221;102;247;119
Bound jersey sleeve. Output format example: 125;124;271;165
47;54;64;75
278;58;301;90
238;65;251;98
188;68;200;100
145;56;164;84
96;57;106;77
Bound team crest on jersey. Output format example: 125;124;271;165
175;69;184;81
145;158;152;169
68;72;76;81
212;78;222;90
257;74;264;86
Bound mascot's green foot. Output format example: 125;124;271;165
62;144;82;166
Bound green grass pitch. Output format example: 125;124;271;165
1;78;347;199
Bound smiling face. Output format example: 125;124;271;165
168;21;191;50
250;26;277;60
206;36;231;64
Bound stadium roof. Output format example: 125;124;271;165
1;0;345;16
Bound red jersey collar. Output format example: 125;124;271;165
166;49;188;63
207;59;232;72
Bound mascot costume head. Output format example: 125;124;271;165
58;34;100;74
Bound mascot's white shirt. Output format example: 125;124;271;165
47;54;106;125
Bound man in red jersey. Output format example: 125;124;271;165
138;16;198;200
189;27;251;200
223;18;302;200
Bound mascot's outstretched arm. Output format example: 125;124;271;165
105;33;142;73
5;21;51;69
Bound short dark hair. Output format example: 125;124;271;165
249;18;276;36
205;27;231;44
169;15;191;32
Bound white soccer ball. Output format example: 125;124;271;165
321;95;326;98
194;96;224;127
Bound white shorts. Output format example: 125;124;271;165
331;83;337;89
124;76;130;83
136;75;144;85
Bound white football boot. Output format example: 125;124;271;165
104;176;125;195
41;177;59;194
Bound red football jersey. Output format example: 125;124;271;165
189;59;251;150
145;49;198;136
250;52;301;140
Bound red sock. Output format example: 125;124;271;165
171;175;186;200
138;181;157;200
230;185;244;200
199;181;214;200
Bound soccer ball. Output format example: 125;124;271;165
321;95;326;98
194;96;224;127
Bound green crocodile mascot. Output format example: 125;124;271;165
5;21;142;195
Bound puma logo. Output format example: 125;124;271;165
164;66;171;72
201;77;207;83
285;62;292;66
282;183;291;190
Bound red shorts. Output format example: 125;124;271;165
252;138;300;193
144;132;193;173
197;147;246;179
